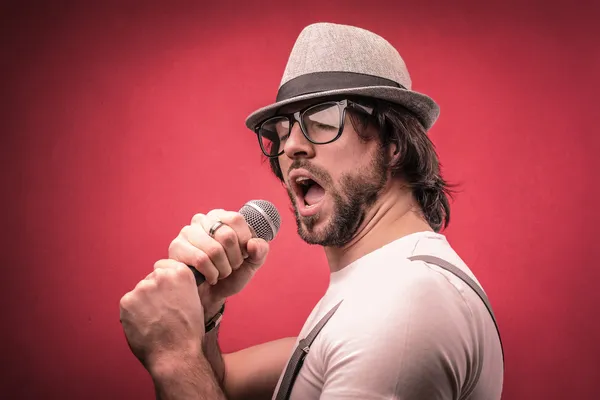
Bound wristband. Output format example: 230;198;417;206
205;302;225;333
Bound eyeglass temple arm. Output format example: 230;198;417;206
349;101;375;115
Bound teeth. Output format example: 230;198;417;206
295;176;311;184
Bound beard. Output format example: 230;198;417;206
286;147;389;247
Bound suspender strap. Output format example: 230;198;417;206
274;300;344;400
408;254;505;364
275;255;503;399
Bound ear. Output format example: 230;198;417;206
387;141;401;163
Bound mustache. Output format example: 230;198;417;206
288;160;331;186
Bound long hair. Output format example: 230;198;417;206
266;97;455;232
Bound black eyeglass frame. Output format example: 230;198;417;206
254;99;374;158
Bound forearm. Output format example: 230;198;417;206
152;348;227;400
223;337;297;400
196;303;295;400
201;299;227;388
202;325;226;389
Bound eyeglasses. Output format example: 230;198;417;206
254;99;374;158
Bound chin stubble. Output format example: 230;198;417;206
287;148;389;247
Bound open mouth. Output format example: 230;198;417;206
293;176;326;208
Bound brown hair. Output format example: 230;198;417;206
266;97;455;232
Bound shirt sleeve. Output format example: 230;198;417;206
317;262;478;399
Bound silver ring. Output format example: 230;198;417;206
208;220;225;238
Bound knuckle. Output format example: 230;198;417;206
154;259;166;270
180;224;203;244
229;212;245;226
180;224;193;237
193;251;209;267
119;292;133;309
171;264;194;284
192;253;217;284
167;239;188;260
136;277;156;292
167;239;179;257
228;213;252;242
219;229;237;248
152;267;167;281
206;209;226;219
154;263;177;277
174;262;192;278
205;244;223;261
191;213;206;225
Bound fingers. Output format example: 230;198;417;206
168;209;255;285
119;259;205;362
205;210;254;257
245;238;270;269
202;214;246;267
122;260;196;313
151;259;196;285
168;234;222;285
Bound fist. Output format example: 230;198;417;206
119;259;204;372
168;209;270;311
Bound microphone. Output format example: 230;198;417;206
188;200;281;285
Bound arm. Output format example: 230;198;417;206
119;261;229;400
121;208;285;399
200;299;297;400
151;349;226;400
313;267;481;399
222;337;297;400
149;314;295;400
147;209;290;399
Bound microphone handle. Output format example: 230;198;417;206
188;265;206;286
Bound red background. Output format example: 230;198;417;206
2;1;599;399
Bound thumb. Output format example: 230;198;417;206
244;238;269;269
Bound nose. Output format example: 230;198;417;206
282;121;315;159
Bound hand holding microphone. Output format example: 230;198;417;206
119;200;281;370
171;200;280;286
167;200;281;314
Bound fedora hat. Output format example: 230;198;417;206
245;22;440;132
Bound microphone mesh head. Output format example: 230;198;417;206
239;200;281;242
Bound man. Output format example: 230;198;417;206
119;23;504;399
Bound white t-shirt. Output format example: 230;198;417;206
273;231;504;399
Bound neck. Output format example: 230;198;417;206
324;181;433;272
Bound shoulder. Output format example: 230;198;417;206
328;257;476;345
311;258;477;395
303;234;503;397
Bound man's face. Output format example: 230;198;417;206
277;101;390;247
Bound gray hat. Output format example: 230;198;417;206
245;22;440;132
